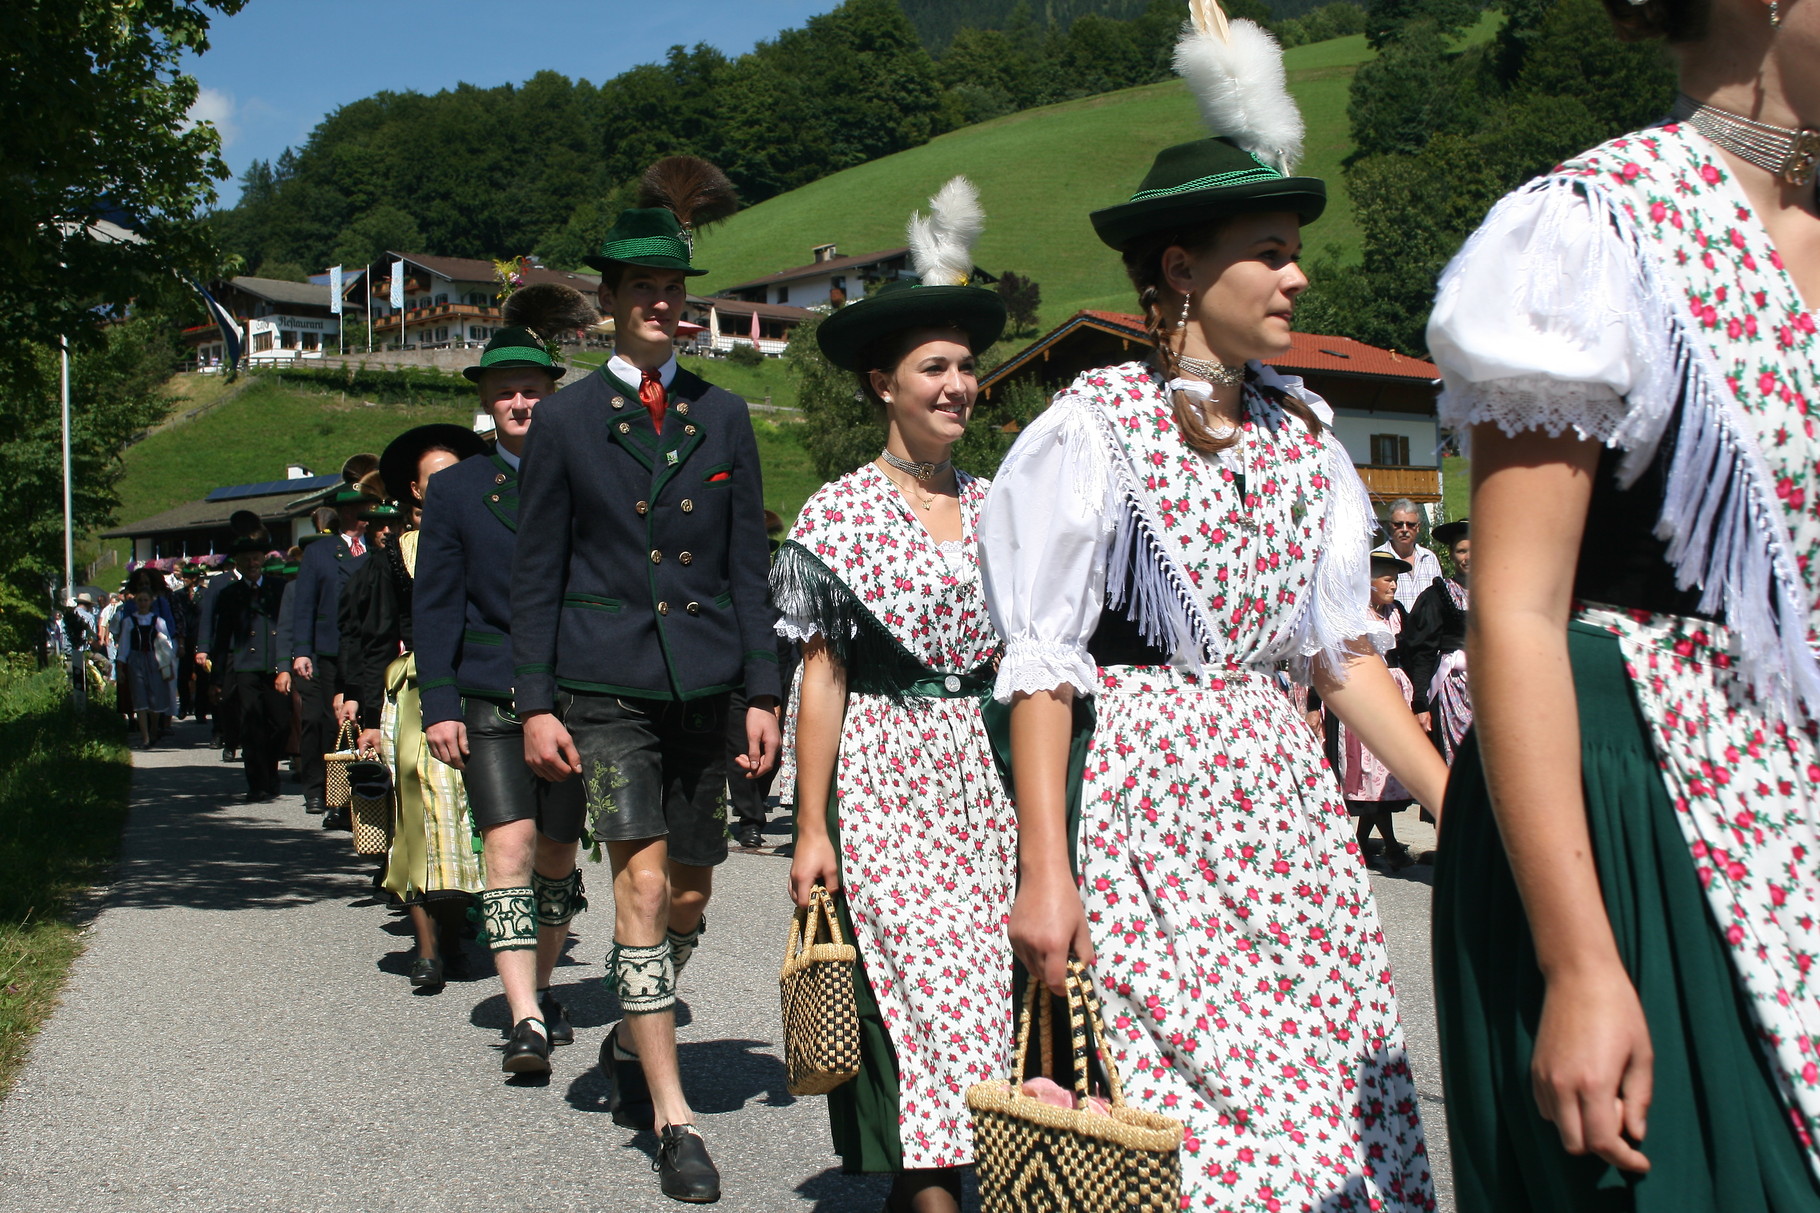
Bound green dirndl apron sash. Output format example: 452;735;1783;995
1433;621;1820;1213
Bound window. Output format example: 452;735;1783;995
437;326;448;342
434;293;448;306
1370;434;1410;466
252;331;273;353
775;286;789;304
302;332;319;351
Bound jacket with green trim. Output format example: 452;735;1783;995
509;365;781;711
413;451;521;728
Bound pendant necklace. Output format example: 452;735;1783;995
878;459;939;512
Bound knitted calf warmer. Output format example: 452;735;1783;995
479;887;537;952
611;940;675;1015
532;867;586;928
667;914;706;980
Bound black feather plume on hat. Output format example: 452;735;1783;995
637;156;740;234
502;282;599;341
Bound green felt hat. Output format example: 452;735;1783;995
817;281;1007;373
462;325;567;383
280;562;300;576
330;485;376;506
1090;137;1326;252
260;555;287;574
359;502;404;524
380;423;489;506
583;208;706;277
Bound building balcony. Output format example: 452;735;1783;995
1357;464;1442;503
372;302;503;331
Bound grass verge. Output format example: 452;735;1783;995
0;665;132;1096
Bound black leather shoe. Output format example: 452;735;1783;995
220;747;237;763
539;991;574;1045
736;822;765;849
654;1124;720;1203
304;794;325;815
322;805;350;830
501;1018;552;1074
603;1024;654;1129
408;957;444;989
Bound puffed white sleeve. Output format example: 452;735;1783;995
1427;176;1658;457
979;394;1114;702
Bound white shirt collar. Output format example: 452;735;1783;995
608;351;677;392
496;445;522;471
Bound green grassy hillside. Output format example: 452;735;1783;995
692;34;1374;327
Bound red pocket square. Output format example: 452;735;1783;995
707;471;731;482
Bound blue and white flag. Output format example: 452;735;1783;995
390;259;405;311
328;265;343;315
191;279;242;373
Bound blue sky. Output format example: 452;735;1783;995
185;1;838;206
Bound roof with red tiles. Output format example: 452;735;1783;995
1073;311;1438;380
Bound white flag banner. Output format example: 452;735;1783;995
328;265;343;315
390;259;405;311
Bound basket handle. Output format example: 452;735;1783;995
1008;968;1058;1088
785;883;844;965
335;719;358;751
1064;959;1127;1108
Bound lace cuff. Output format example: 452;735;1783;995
774;613;820;643
992;635;1097;703
1440;377;1630;452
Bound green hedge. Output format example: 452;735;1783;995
262;362;475;405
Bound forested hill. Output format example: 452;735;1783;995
209;0;1368;282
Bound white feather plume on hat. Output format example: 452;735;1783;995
906;176;984;288
1174;0;1305;174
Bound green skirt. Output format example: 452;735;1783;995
1433;621;1820;1213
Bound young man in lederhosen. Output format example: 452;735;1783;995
414;286;597;1076
511;158;779;1204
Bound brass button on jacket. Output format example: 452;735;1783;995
650;549;662;564
611;396;626;409
657;601;670;615
683;424;698;436
616;421;631;434
685;601;701;615
635;500;649;515
678;551;693;566
680;499;694;513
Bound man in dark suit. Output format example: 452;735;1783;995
288;480;373;814
200;539;291;802
512;159;777;1205
415;310;592;1077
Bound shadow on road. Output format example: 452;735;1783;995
105;737;373;912
561;1036;793;1119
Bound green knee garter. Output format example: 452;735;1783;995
478;887;536;952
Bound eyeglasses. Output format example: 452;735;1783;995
1387;521;1419;530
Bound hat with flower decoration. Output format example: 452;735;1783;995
1090;0;1325;251
462;283;598;382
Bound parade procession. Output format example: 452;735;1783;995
2;0;1818;1209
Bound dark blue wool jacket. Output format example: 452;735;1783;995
287;533;367;659
510;365;780;711
413;450;522;727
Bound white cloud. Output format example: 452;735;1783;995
186;87;239;149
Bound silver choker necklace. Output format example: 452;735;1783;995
1672;94;1820;189
1174;353;1246;387
879;449;951;481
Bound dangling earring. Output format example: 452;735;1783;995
1177;292;1192;333
1771;0;1781;25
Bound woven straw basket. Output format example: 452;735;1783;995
322;721;361;810
779;885;861;1096
346;758;392;855
967;960;1183;1213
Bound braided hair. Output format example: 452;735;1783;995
1120;225;1325;457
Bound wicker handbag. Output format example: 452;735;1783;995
968;960;1183;1213
778;884;861;1096
346;758;392;855
323;721;360;810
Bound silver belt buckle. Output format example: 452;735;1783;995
943;674;961;694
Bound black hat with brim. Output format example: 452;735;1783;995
229;536;268;556
1370;548;1413;577
1432;519;1469;547
1090;137;1326;252
817;282;1008;374
583;207;707;277
380;423;489;506
462;325;567;383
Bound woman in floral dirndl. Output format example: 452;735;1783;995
976;10;1447;1210
776;179;1018;1213
1402;519;1470;765
1427;0;1820;1206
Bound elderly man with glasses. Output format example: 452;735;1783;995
1383;498;1443;611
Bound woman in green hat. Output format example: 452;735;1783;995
339;427;488;990
978;3;1445;1208
773;177;1015;1213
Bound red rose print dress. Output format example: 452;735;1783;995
979;361;1435;1211
771;463;1017;1172
1430;120;1820;1204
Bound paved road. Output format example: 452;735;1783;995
0;723;1453;1212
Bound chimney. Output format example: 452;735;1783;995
286;464;314;480
812;242;838;263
